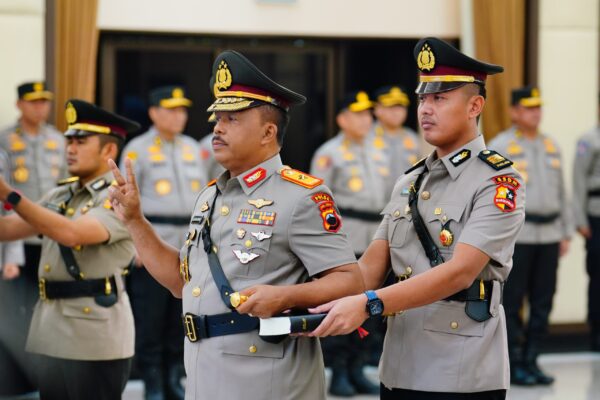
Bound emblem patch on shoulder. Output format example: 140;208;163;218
318;201;341;233
492;175;520;212
478;150;513;171
311;192;333;203
449;149;471;167
280;169;323;189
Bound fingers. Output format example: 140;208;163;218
308;300;337;314
108;159;126;186
310;313;335;337
124;158;138;190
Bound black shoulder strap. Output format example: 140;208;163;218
409;167;445;267
478;150;513;171
201;189;236;310
404;157;427;174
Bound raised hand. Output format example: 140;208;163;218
107;158;143;225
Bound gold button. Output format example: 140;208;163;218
249;345;257;353
66;208;75;216
192;287;201;297
220;206;230;216
83;307;91;314
44;264;51;272
421;191;430;200
393;210;400;217
406;266;413;275
450;321;459;329
244;239;252;248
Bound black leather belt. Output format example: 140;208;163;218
445;280;494;302
337;207;382;222
39;276;118;300
588;189;600;197
145;215;190;226
525;213;560;224
182;312;259;342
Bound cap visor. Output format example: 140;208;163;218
64;129;97;138
378;98;409;107
207;97;261;112
22;92;53;101
518;97;542;107
348;101;374;113
415;81;469;95
159;98;192;108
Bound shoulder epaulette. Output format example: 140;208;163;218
280;168;323;189
57;176;79;186
90;178;111;191
207;179;217;187
478;149;513;171
404;157;427;174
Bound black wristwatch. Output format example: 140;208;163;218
365;290;384;317
5;191;22;209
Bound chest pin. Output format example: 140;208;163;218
439;222;453;247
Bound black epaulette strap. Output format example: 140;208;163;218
478;150;513;171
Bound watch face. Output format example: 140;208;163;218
368;301;384;316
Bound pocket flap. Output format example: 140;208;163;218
426;203;466;223
61;300;110;320
423;302;483;337
221;332;285;359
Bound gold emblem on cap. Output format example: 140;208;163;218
214;60;233;96
531;88;539;97
417;43;435;72
172;88;184;98
34;82;43;92
65;102;77;124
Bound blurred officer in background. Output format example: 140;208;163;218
489;86;572;385
120;86;205;400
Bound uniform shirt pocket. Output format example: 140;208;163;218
387;200;412;248
426;203;466;255
229;228;273;279
423;302;484;337
221;332;285;359
61;300;110;321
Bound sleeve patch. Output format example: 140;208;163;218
280;169;323;189
311;192;333;203
318;201;342;232
492;175;520;212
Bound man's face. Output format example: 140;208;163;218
150;106;188;135
512;105;542;131
17;99;51;125
373;104;408;129
337;109;373;139
417;87;474;148
65;135;109;179
212;108;268;172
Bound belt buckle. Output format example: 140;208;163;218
184;314;198;342
38;278;47;301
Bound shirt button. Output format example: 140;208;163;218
249;345;257;353
66;208;75;216
192;287;201;297
244;240;252;248
83;307;91;314
44;264;51;272
220;206;230;216
406;266;413;275
450;321;459;329
393;210;400;217
421;191;431;200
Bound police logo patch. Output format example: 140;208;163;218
492;175;520;212
318;201;341;233
311;192;333;203
449;149;471;167
237;209;276;226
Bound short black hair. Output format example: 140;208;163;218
258;105;289;146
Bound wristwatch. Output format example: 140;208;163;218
4;191;22;210
365;290;384;317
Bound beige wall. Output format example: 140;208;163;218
539;0;599;323
97;0;461;38
0;0;45;127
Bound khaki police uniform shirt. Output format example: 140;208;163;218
122;128;207;249
310;132;389;254
0;122;66;245
372;123;422;199
198;133;225;181
181;154;356;400
374;135;525;392
0;149;24;267
489;127;572;243
572;126;600;229
26;171;135;360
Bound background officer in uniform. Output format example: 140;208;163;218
372;85;421;199
311;37;525;400
108;50;364;400
572;96;600;351
0;81;65;397
0;99;139;399
489;87;572;385
0;147;26;396
310;91;384;396
121;86;204;400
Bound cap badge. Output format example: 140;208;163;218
417;43;436;72
65;102;77;124
172;88;184;98
531;88;539;98
33;82;44;92
214;60;233;96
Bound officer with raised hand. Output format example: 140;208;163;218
108;50;364;400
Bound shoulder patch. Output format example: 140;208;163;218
57;176;79;186
478;150;513;171
280;168;323;189
404;157;427;174
449;149;471;167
